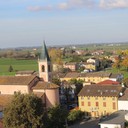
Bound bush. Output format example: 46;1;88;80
67;110;84;124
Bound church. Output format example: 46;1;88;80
0;42;60;109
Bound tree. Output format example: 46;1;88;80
49;48;63;65
3;92;44;128
8;65;13;72
52;77;61;86
121;56;128;71
44;105;68;128
112;56;122;71
67;110;84;124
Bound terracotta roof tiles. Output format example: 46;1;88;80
0;76;37;85
32;81;59;89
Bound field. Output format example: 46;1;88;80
0;58;38;76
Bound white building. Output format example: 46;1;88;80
99;110;128;128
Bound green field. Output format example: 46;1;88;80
0;58;38;76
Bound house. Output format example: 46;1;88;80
60;71;123;84
63;62;78;71
0;42;60;109
60;72;80;81
99;110;128;128
81;58;100;71
78;85;123;117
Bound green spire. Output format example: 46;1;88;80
40;41;50;61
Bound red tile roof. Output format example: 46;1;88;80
97;80;120;85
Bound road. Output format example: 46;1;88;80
69;119;100;128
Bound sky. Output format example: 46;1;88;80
0;0;128;48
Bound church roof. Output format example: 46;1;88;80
0;76;37;85
32;81;59;89
39;41;50;61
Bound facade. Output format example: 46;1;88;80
63;62;78;71
118;89;128;111
60;71;123;84
78;85;123;117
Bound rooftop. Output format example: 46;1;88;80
32;81;59;89
78;85;122;97
39;41;50;61
119;89;128;100
99;110;128;124
0;76;37;85
97;80;120;85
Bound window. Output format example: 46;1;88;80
81;96;84;100
96;102;99;107
113;102;116;110
81;101;84;106
88;102;91;106
95;97;98;100
112;97;115;100
42;65;45;72
87;97;90;100
103;102;106;107
48;65;51;72
103;97;106;100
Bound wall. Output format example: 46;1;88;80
118;100;128;110
0;85;29;94
100;123;124;128
78;96;118;117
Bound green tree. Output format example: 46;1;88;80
3;92;44;128
8;65;13;72
67;110;84;123
52;77;61;86
45;105;68;128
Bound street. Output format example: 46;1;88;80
69;119;100;128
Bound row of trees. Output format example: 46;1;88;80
3;93;84;128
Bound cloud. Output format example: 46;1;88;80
27;0;96;12
27;0;128;12
99;0;128;9
27;5;52;11
58;0;96;10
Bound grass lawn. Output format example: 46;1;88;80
0;58;38;76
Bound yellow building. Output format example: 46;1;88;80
60;72;118;84
78;85;122;117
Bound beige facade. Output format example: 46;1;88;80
38;60;51;82
78;85;122;118
78;96;118;117
0;85;29;94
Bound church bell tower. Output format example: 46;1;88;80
38;41;51;82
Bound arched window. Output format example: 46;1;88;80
42;65;45;72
